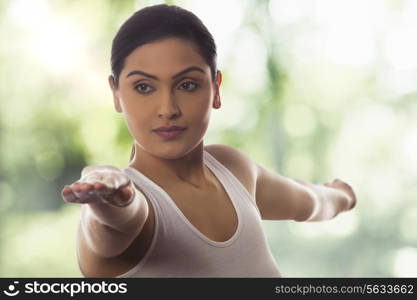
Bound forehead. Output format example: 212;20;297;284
122;37;209;76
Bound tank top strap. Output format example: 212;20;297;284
123;167;160;195
203;150;260;216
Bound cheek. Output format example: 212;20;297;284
186;90;213;120
186;102;212;127
121;102;152;138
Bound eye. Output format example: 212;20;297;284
179;81;198;92
134;83;154;94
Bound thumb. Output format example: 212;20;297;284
103;182;136;207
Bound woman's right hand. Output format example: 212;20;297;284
61;165;135;207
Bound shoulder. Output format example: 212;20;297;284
204;144;257;196
204;144;256;171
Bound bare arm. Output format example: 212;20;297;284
256;163;357;222
204;144;357;222
290;178;356;222
62;166;149;258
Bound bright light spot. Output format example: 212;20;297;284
210;94;247;129
383;0;417;71
403;127;417;167
292;33;323;64
367;175;402;210
313;0;384;29
283;104;316;137
378;70;417;96
30;20;87;74
7;0;87;74
393;247;417;277
384;25;417;70
331;104;399;180
7;0;51;29
269;0;312;25
331;104;403;212
178;0;245;65
311;0;383;65
228;27;268;93
324;27;375;66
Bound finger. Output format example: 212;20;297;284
71;182;87;199
350;198;357;209
120;185;133;199
349;190;357;209
81;182;95;193
62;185;80;203
94;182;114;199
72;182;99;202
103;185;134;207
344;182;354;192
78;183;97;199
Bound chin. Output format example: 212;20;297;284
137;129;205;160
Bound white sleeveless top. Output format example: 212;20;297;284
116;150;281;277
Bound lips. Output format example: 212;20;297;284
153;126;186;139
153;126;186;132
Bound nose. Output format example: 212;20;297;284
157;91;181;119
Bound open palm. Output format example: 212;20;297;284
61;166;134;207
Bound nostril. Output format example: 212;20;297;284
158;111;181;119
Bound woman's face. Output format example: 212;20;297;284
109;37;221;160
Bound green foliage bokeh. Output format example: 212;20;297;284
1;0;416;277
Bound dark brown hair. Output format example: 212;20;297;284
111;4;217;89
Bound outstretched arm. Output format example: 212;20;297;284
204;144;357;222
255;164;357;221
62;166;149;258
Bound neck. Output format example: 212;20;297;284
129;142;213;189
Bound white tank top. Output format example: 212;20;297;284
116;150;281;277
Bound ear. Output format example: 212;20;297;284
212;71;222;109
108;75;123;113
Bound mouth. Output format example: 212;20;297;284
152;126;187;140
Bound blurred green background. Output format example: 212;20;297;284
1;0;417;277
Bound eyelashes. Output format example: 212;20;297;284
133;81;200;95
134;83;154;94
178;81;198;91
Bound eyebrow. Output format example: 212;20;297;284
126;66;206;80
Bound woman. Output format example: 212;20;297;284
61;4;357;278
